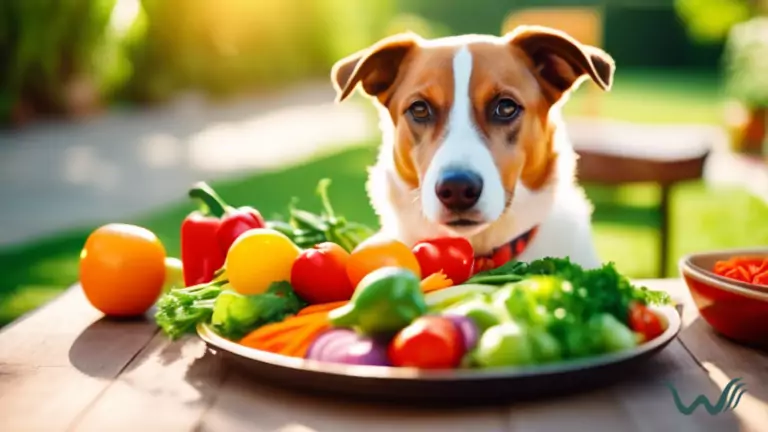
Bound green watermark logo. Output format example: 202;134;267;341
666;377;747;415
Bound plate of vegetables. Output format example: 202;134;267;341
155;180;680;403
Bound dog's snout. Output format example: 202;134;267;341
435;170;483;211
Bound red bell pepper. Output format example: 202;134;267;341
181;212;226;287
412;237;475;285
181;182;265;286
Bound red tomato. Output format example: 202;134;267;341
291;242;354;304
388;316;464;369
628;302;664;342
412;237;474;284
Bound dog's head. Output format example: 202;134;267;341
331;26;614;235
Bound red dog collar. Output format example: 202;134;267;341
473;226;539;274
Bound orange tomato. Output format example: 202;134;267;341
346;236;421;288
80;223;167;317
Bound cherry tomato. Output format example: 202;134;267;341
291;242;354;304
346;236;421;288
412;237;474;284
628;302;664;342
388;316;463;369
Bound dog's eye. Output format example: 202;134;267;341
492;98;521;122
407;100;433;123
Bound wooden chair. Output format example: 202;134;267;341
566;120;712;277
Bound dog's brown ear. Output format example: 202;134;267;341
331;33;419;102
507;25;614;102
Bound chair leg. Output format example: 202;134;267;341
659;184;671;278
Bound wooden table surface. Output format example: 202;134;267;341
1;279;766;432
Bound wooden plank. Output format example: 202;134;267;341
508;388;630;432
505;339;734;432
0;286;158;431
198;373;509;432
71;334;226;432
614;369;742;432
0;287;157;370
641;278;768;432
0;364;106;432
677;306;768;432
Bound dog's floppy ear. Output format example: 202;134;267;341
331;33;419;102
507;25;614;103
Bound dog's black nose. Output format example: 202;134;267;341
435;170;483;211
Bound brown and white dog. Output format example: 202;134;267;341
330;26;614;270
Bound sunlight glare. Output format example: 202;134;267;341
110;0;141;35
703;362;768;428
187;102;373;173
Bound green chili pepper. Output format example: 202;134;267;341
329;267;427;335
293;233;327;248
265;221;296;238
290;209;329;232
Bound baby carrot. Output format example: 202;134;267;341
420;271;454;293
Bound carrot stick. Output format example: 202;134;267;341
751;260;768;277
737;266;752;282
280;321;331;357
753;271;768;286
260;339;288;352
420;271;454;293
248;320;329;356
240;313;326;346
714;262;732;274
262;315;329;345
297;301;348;316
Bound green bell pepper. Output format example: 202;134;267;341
328;267;427;335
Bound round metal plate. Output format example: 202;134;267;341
197;305;681;405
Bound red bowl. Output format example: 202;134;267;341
679;249;768;347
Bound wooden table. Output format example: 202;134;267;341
1;279;766;432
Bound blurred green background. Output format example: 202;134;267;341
2;0;756;121
2;0;768;326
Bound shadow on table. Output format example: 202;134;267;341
194;350;510;431
68;313;156;379
679;317;768;405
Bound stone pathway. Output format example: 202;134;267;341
0;82;376;247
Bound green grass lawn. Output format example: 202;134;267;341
2;68;763;327
564;68;724;124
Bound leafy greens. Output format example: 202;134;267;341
466;257;673;358
155;280;305;340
